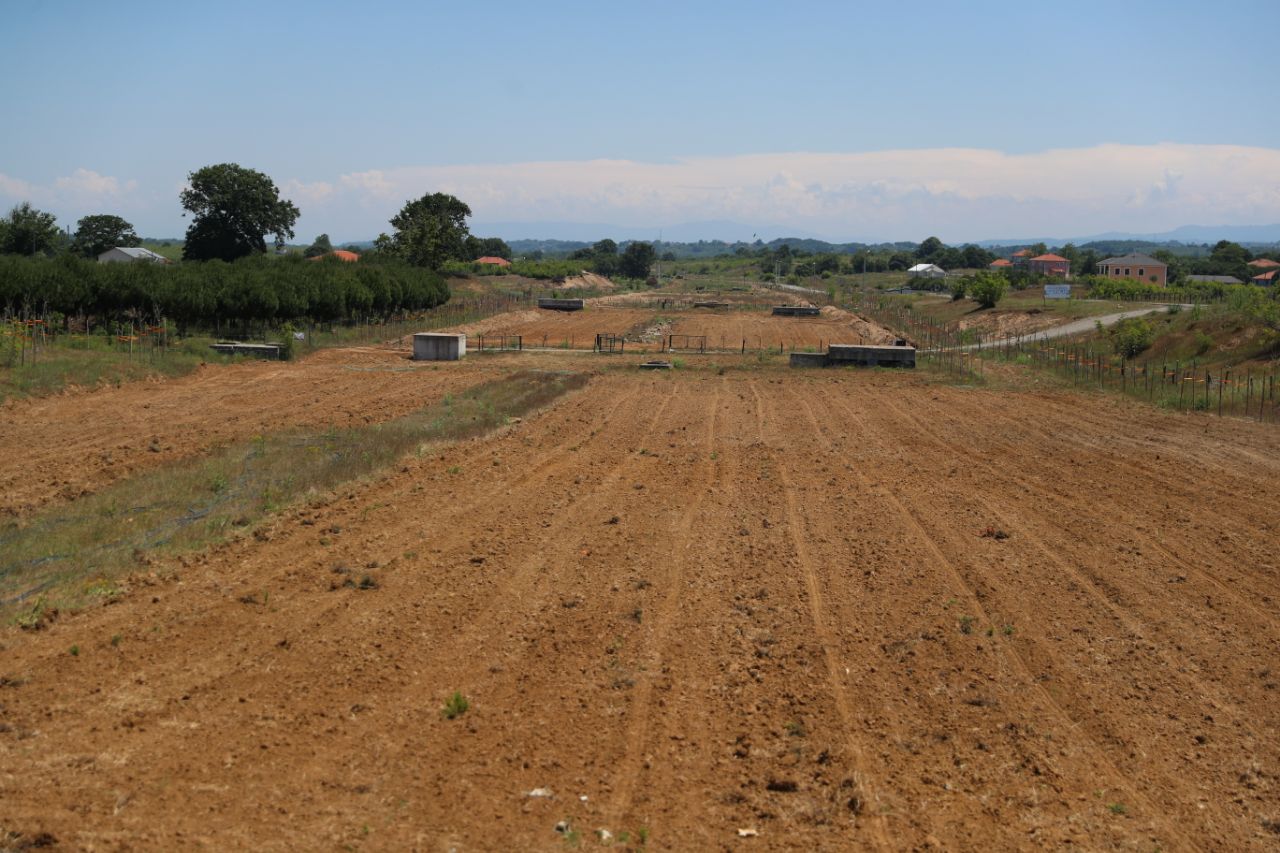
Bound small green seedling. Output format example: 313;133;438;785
442;691;470;720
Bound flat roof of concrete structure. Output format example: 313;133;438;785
413;332;466;339
828;343;917;352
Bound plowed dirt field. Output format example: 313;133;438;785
3;351;1280;851
449;304;897;352
0;347;507;519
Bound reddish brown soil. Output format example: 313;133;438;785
671;306;897;350
449;304;897;352
448;306;657;348
3;356;1280;850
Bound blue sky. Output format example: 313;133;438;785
2;0;1278;242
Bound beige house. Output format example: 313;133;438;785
1096;253;1167;286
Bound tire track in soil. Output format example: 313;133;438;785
873;386;1280;654
75;374;633;725
747;378;895;852
766;383;1153;847
873;386;1280;662
400;379;685;671
859;388;1277;846
783;384;1195;851
0;374;689;849
604;377;724;828
955;389;1280;603
997;392;1280;548
1001;387;1280;512
598;380;887;848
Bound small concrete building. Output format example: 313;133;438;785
98;246;171;264
412;332;466;361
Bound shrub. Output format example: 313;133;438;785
949;278;968;301
967;272;1007;308
1109;317;1155;358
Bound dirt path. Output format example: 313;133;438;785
2;367;1279;849
955;305;1184;349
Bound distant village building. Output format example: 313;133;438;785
97;246;171;264
1247;258;1279;270
1251;270;1277;286
307;249;360;262
1028;253;1070;278
1096;253;1168;286
1011;248;1032;269
907;263;946;279
988;258;1013;270
475;256;512;267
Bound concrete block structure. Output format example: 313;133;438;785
788;352;829;368
790;343;917;368
412;332;466;361
827;344;916;367
771;305;822;317
209;342;284;360
537;298;584;311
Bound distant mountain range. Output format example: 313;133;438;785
977;224;1280;247
469;220;828;244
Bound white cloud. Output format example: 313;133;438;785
284;143;1280;240
52;168;135;197
0;167;139;224
4;146;1279;241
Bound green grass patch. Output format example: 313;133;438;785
0;335;227;405
0;369;587;622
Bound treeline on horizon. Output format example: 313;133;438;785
0;254;449;333
505;236;1280;262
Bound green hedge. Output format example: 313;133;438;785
0;254;449;329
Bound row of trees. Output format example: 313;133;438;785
0;203;144;259
0;254;448;332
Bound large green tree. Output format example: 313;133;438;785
916;236;944;260
618;241;656;279
2;202;61;256
71;214;141;258
180;163;300;261
304;233;333;258
463;235;512;260
377;192;471;269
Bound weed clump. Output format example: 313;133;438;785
441;691;470;720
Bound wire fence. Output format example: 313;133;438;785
2;312;176;368
976;335;1280;422
851;293;1279;423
